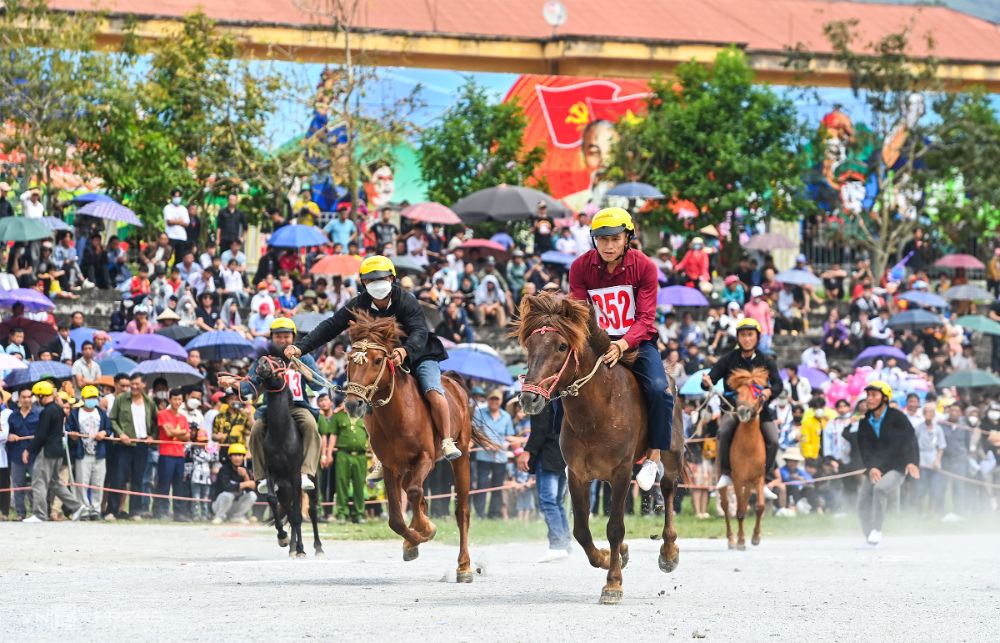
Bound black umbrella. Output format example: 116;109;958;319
391;255;428;275
452;185;571;224
156;324;202;345
887;309;941;331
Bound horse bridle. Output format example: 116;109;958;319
520;326;603;401
344;339;399;408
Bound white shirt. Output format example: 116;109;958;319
131;400;148;439
801;347;829;371
570;223;592;257
0;407;10;468
77;408;102;456
163;203;190;241
221;268;244;293
20;193;44;218
555;236;578;255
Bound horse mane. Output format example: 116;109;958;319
512;293;633;364
727;367;770;392
347;309;405;348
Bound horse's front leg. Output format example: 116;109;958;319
403;454;437;543
735;483;749;551
266;486;288;548
658;459;680;572
599;470;632;605
720;482;735;550
383;468;426;560
307;488;324;555
751;477;766;547
288;486;306;558
568;472;607;569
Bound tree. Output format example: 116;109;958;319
418;79;545;205
606;47;810;255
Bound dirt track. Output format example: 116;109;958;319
2;522;996;641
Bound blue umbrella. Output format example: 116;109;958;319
540;250;576;267
0;288;54;312
854;345;909;367
775;269;823;287
97;355;139;376
185;330;255;360
77;200;142;226
70;193;116;206
70;327;101;347
41;216;71;231
887;309;941;330
606;182;665;199
679;369;721;396
441;349;512;385
899;290;948;309
115;333;187;360
657;286;709;307
3;361;73;390
130;356;204;388
268;224;328;248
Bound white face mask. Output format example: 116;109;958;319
968;417;980;426
988;411;1000;422
187;398;201;410
366;279;392;300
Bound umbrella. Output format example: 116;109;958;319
853;345;909;367
0;353;29;371
155;324;201;344
310;254;361;276
540;250;576;267
775;269;822;287
458;239;509;261
185;330;255;361
743;233;798;251
0;317;57;356
937;369;1000;389
77;200;142;226
401;202;462;225
657;286;709;307
0;217;52;242
292;312;327;334
390;255;428;275
899;290;948;309
943;285;994;302
797;366;830;389
606;182;665;200
934;254;984;270
115;333;187;360
2;360;73;390
69;327;102;347
887;309;941;330
452;185;571;224
70;193;115;206
455;342;502;359
130;356;204;388
97;355;139;376
955;315;1000;336
0;288;54;312
40;216;71;231
268;224;328;248
440;349;513;385
679;369;722;396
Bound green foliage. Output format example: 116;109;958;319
417;79;545;205
607;47;811;237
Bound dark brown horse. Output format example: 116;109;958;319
720;368;768;550
342;310;493;582
515;294;685;605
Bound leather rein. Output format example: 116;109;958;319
520;326;603;402
343;339;402;408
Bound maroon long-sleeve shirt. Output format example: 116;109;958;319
569;249;659;349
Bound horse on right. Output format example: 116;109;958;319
719;367;769;550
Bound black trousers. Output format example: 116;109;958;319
473;461;506;518
107;443;150;516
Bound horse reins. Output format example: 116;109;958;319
343;339;405;408
520;326;603;401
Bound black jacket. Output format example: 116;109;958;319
856;407;919;474
525;403;564;474
295;284;447;367
705;348;784;422
211;460;248;500
27;402;67;460
46;336;76;362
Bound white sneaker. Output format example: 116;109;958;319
22;515;43;523
70;506;86;522
715;474;733;489
636;460;658;491
366;461;383;483
866;529;882;546
301;474;315;491
538;548;570;563
82;279;96;289
441;438;462;461
256;480;270;495
211;517;223;525
762;485;778;501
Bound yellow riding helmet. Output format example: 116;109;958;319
864;380;893;403
735;318;762;334
270;317;297;335
590;207;635;238
227;443;247;456
31;380;55;397
81;385;100;399
359;255;397;280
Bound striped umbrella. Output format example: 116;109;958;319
185;330;255;360
77;200;142;226
2;360;73;390
0;288;55;312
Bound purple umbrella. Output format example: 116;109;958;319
797;366;830;389
854;345;909;367
77;200;143;226
115;333;187;360
657;285;709;307
0;288;55;312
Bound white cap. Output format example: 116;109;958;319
750;286;764;298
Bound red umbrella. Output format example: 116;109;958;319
0;317;57;357
310;254;362;276
401;202;461;225
934;254;984;270
459;238;509;261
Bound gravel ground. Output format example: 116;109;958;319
2;522;997;641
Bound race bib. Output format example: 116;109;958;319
286;371;305;401
588;285;636;336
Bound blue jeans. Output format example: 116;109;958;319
414;359;444;396
631;340;675;450
153;455;187;518
536;467;570;549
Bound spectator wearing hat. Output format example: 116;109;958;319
0;181;14;218
472;389;515;520
533;202;554;253
22;381;84;522
125;306;155;335
210;443;257;523
780;446;818;513
194;291;223;332
66;385;112;519
20;187;44;218
720;275;746;307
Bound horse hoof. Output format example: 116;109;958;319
599;588;623;605
294;551;307;559
737;542;746;551
620;544;630;569
658;553;679;573
403;546;419;562
278;536;290;548
456;570;474;584
727;541;736;550
314;549;325;557
751;536;761;547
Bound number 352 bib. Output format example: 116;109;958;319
587;285;636;337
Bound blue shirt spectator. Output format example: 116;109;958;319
473;399;515;464
324;214;356;251
6;402;40;463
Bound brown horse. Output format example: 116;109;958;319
720;367;769;550
342;310;492;582
515;294;685;605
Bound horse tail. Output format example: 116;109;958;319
442;370;502;451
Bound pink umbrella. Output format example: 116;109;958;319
934;254;985;270
459;238;509;261
401;202;461;225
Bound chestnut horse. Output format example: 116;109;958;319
720;367;769;550
515;294;685;605
342;311;493;582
